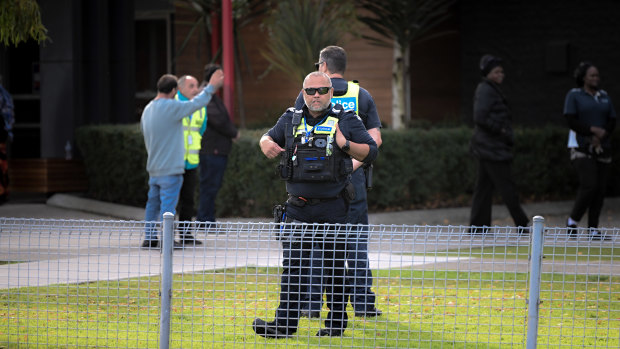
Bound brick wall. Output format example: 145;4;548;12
235;19;394;128
172;1;620;129
173;6;211;82
174;6;394;128
459;0;620;126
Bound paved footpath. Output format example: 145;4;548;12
2;193;620;228
0;194;618;289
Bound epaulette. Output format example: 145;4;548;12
291;108;303;126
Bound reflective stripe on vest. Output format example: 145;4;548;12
331;81;359;114
293;116;339;138
182;108;205;166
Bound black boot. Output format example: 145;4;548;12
252;318;289;338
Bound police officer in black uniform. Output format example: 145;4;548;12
294;45;383;318
253;71;378;338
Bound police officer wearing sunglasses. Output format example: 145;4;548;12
295;45;383;319
253;71;378;338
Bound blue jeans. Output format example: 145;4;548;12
303;168;377;312
144;174;183;241
197;154;228;222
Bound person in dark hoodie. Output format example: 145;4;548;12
196;64;239;225
468;54;529;235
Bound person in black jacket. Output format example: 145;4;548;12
468;55;529;235
564;62;616;241
196;64;240;225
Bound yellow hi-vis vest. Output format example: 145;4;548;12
331;81;360;114
182;107;206;169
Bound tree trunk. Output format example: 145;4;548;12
404;45;411;126
391;41;406;130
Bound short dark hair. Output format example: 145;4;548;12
319;46;347;75
479;54;502;76
574;61;595;87
204;63;222;82
157;74;178;93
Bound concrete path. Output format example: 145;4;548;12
0;194;618;289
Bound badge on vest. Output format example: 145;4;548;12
315;126;332;133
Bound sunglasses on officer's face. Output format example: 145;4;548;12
304;87;330;95
314;61;324;70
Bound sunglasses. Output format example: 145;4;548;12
314;61;324;70
304;87;331;95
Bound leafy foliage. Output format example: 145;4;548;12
354;0;456;128
75;124;148;207
354;0;455;51
260;0;358;84
0;0;48;46
173;0;267;62
76;124;620;217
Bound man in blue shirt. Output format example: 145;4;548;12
140;72;223;249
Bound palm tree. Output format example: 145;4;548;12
355;0;455;129
173;0;267;127
260;0;357;84
0;0;48;46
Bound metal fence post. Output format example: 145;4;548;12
526;215;545;349
159;212;174;349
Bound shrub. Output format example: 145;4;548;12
75;124;620;217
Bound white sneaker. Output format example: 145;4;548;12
589;230;611;241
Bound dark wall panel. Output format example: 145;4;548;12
459;0;620;126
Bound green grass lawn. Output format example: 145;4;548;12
429;246;620;262
1;268;618;348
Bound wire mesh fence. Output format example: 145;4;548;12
0;217;618;348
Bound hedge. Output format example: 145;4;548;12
75;124;620;217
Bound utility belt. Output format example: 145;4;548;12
272;182;355;224
271;202;348;242
286;194;340;207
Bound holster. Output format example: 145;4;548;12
343;181;356;204
364;164;373;190
273;204;286;223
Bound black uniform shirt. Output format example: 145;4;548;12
266;104;377;198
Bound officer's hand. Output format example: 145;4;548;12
260;136;284;159
352;159;363;171
590;126;606;139
208;69;225;90
335;123;347;149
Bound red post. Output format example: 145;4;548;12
222;0;234;120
